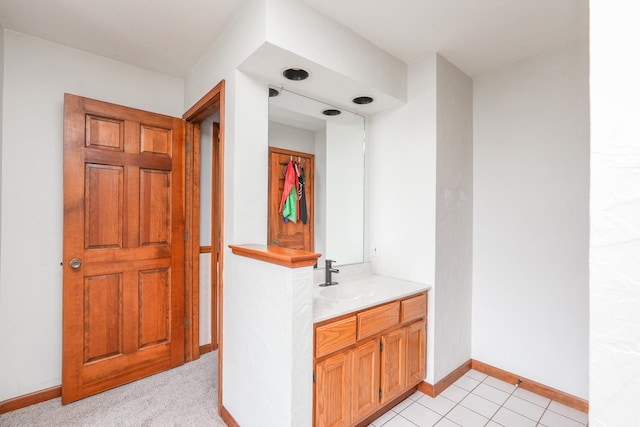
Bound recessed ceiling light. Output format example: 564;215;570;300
269;88;280;97
352;96;374;105
283;68;309;81
322;109;341;116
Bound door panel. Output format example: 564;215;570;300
85;164;124;249
405;321;426;386
351;339;380;423
380;328;406;405
63;94;185;403
315;351;351;427
84;274;122;363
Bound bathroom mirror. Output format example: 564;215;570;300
269;88;365;266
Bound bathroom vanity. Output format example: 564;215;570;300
227;246;429;427
312;276;430;427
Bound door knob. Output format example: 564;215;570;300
69;258;82;269
272;239;280;245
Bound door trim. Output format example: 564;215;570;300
183;80;225;411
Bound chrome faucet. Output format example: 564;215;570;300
320;259;339;287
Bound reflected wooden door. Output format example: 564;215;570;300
268;147;314;252
62;94;185;403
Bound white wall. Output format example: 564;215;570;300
0;26;4;285
433;55;473;381
314;129;327;265
268;121;315;154
590;2;640;425
0;30;184;401
368;55;438;382
472;46;590;399
325;121;365;265
185;0;268;248
225;254;313;426
199;115;216;345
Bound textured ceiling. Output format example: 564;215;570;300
0;0;248;77
0;0;588;78
301;0;589;76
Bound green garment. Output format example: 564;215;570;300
282;186;297;222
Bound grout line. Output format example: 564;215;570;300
483;378;519;426
535;400;553;427
395;375;571;427
543;405;589;427
397;413;421;426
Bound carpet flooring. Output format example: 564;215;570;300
0;351;226;427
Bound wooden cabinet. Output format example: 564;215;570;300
350;339;380;422
316;316;357;358
406;320;426;386
315;351;352;427
314;292;427;427
380;328;406;405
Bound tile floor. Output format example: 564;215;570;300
369;370;588;427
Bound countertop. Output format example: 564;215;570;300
312;275;431;323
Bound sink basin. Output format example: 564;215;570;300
319;285;374;301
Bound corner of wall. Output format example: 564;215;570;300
433;55;474;382
0;23;5;334
472;46;589;399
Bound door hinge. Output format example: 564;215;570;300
184;230;189;241
313;371;316;383
184;317;189;328
379;389;383;401
380;342;383;352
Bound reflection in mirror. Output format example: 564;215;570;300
269;88;365;266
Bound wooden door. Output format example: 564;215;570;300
268;147;314;252
315;351;351;427
62;94;185;403
405;321;426;387
380;328;406;405
351;339;380;423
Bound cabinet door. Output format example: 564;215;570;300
406;321;426;386
351;339;380;423
315;351;351;427
380;328;406;405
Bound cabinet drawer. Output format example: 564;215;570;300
316;316;357;358
357;302;399;340
401;293;427;323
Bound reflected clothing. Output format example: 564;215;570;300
298;164;308;224
279;161;298;223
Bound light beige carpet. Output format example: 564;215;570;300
0;351;226;426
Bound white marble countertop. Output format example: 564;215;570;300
312;275;431;323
